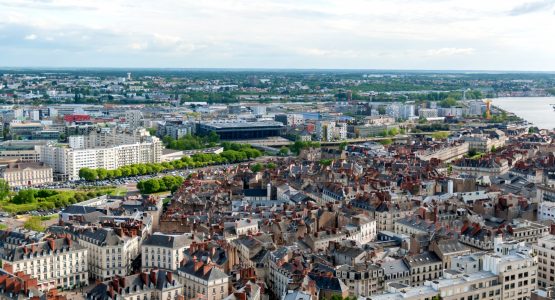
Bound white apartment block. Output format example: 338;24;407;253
533;235;555;289
141;233;194;271
316;120;347;142
40;129;162;180
77;228;141;281
2;237;88;291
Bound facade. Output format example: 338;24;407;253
1;237;88;291
177;260;229;300
403;252;443;287
76;228;141;281
336;264;384;297
198;121;284;140
0;161;53;187
316;120;347;141
0;140;44;162
415;142;469;162
40;130;162;180
533;235;555;289
141;233;193;271
87;270;183;300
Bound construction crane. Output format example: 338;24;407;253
484;99;492;120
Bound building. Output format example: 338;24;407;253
1;237;88;291
533;235;555;289
177;260;229;300
415;142;469;162
87;270;183;300
40;129;162;180
418;109;439;118
141;233;194;271
9;122;43;139
198;121;284;140
316;120;347;142
336;263;384;297
452;158;510;177
403;251;443;287
0;161;53;187
76;228;141;281
0;140;45;162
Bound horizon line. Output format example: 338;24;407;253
1;66;555;74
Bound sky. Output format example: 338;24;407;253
0;0;554;70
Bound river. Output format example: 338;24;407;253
493;97;555;130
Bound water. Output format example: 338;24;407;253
493;97;555;130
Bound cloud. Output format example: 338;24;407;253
24;33;37;40
508;0;555;16
426;48;476;56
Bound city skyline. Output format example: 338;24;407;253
1;0;555;70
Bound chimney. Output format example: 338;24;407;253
203;265;212;276
140;272;148;284
194;261;203;272
48;239;55;251
150;271;157;285
166;272;173;283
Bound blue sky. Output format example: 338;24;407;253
0;0;554;70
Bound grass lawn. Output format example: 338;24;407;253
109;187;128;197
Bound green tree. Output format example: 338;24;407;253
279;146;289;156
79;168;98;181
250;163;263;173
96;168;108;180
12;189;37;204
0;179;9;201
379;139;393;146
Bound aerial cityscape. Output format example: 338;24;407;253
1;1;555;300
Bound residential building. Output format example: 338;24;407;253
76;228;141;281
141;233;194;271
1;237;88;291
87;270;183;300
177;260;229;300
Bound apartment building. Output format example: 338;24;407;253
533;235;555;289
371;270;502;300
415;142;469;162
76;227;141;281
316;120;347;142
483;236;537;300
1;237;88;291
336;263;384;297
141;233;194;271
403;251;443;287
87;270;183;300
177;260;229;300
40;129;162;180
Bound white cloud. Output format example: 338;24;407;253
24;33;37;40
426;48;476;57
0;0;554;70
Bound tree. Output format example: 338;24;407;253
432;131;449;140
250;163;263;173
12;189;37;204
79;168;98;181
379;139;393;146
279;146;289;156
0;179;9;201
96;168;108;180
439;97;458;108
